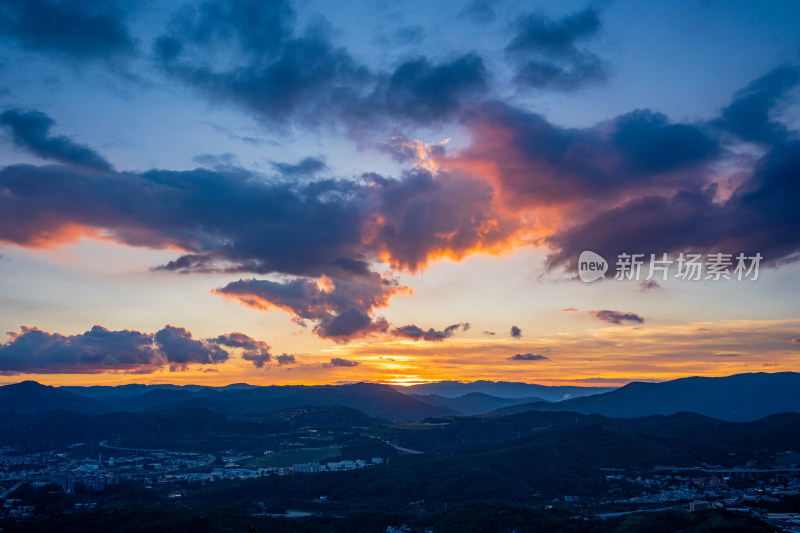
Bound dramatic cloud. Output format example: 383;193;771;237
154;325;229;369
509;353;548;361
213;332;272;368
1;57;799;348
540;68;800;271
451;101;720;211
792;338;800;346
0;134;516;276
0;0;136;60
545;140;800;269
0;109;113;171
510;325;522;338
504;8;607;90
362;168;519;271
214;275;396;342
591;310;644;325
0;324;245;375
0;119;519;339
153;0;487;133
0;325;159;375
391;323;469;342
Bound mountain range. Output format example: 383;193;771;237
397;380;612;401
487;372;800;422
1;371;798;423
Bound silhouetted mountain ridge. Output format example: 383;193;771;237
3;372;798;423
0;381;110;414
397;380;612;401
489;372;800;421
409;392;548;415
0;381;454;422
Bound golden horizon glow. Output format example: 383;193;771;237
3;318;797;388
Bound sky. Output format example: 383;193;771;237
0;0;799;387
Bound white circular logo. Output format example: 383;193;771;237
578;251;608;282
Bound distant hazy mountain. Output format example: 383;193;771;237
490;372;800;422
398;380;613;401
409;392;548;415
61;383;196;399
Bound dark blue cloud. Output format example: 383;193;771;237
0;0;136;60
0;325;158;375
610;110;720;175
0;108;113;171
168;0;293;58
363;54;487;125
510;325;522;338
545;187;726;269
717;65;800;145
269;156;328;178
153;0;487;133
0;324;243;375
504;8;608;90
546;139;800;270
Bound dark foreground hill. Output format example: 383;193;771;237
0;381;454;422
0;393;796;532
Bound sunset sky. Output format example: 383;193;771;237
0;0;798;387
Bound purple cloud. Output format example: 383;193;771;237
509;353;548;361
0;324;249;375
325;357;359;368
591;310;644;325
392;323;469;342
